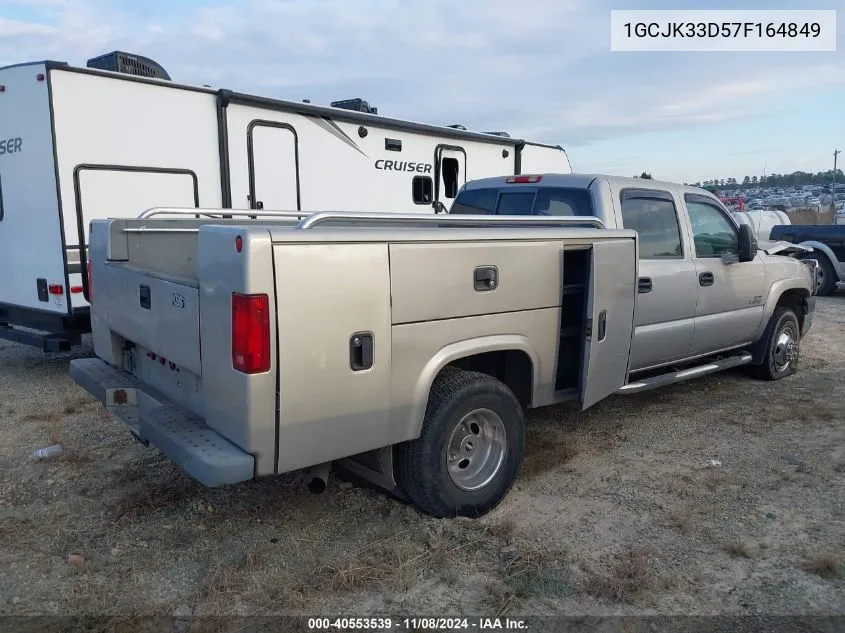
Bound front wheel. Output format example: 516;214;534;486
395;368;525;518
751;307;801;381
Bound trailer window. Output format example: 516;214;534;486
412;176;433;205
442;158;460;198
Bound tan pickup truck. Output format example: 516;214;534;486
69;175;817;518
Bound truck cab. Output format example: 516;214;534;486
450;174;817;376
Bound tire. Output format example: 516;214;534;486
750;307;801;381
395;367;525;519
799;252;836;296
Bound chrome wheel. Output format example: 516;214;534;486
446;408;507;491
773;325;799;372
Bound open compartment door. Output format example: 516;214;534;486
580;239;638;410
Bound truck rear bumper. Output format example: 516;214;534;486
69;357;255;487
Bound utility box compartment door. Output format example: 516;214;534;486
389;240;562;325
273;243;392;473
580;238;637;409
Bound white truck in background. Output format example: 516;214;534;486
0;51;570;351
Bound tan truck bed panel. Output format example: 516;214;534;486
272;242;393;473
388;240;564;325
388;308;561;444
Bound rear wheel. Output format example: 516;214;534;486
395;368;525;518
751;307;801;381
799;252;836;296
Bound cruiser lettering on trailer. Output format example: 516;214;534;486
0;137;23;155
375;159;433;173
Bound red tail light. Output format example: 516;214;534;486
231;292;271;374
48;284;63;295
506;175;542;184
87;258;93;302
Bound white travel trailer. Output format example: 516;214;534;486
0;51;571;351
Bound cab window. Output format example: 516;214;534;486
685;199;739;257
451;186;594;217
619;190;683;259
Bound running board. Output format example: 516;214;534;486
618;352;753;395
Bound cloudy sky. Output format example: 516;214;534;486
1;0;843;183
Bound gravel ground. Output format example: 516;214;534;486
0;296;843;623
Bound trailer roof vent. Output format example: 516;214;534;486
447;124;467;130
86;51;171;81
330;98;378;115
484;131;511;138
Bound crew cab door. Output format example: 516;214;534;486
619;188;698;371
683;194;767;353
434;145;466;212
580;238;638;409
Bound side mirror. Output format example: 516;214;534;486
737;223;757;262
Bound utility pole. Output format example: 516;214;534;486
834;149;841;214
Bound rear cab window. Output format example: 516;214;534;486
451;185;596;218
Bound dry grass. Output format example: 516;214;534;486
480;582;520;617
667;504;705;533
21;409;62;423
112;476;201;520
195;550;311;616
309;539;406;592
803;554;844;580
22;408;63;444
56;450;95;469
725;538;757;559
583;548;653;603
789;209;834;225
501;544;573;600
795;461;815;475
521;433;577;480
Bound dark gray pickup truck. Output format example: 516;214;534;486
769;224;845;296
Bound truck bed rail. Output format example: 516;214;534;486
131;207;607;232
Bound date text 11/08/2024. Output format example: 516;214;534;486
307;617;529;630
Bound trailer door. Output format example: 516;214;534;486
247;122;300;211
580;239;637;410
434;145;466;211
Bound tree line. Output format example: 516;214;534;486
693;169;844;190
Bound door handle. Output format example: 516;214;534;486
699;272;715;286
474;265;498;291
350;332;374;371
638;277;653;294
139;284;151;309
597;310;608;342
